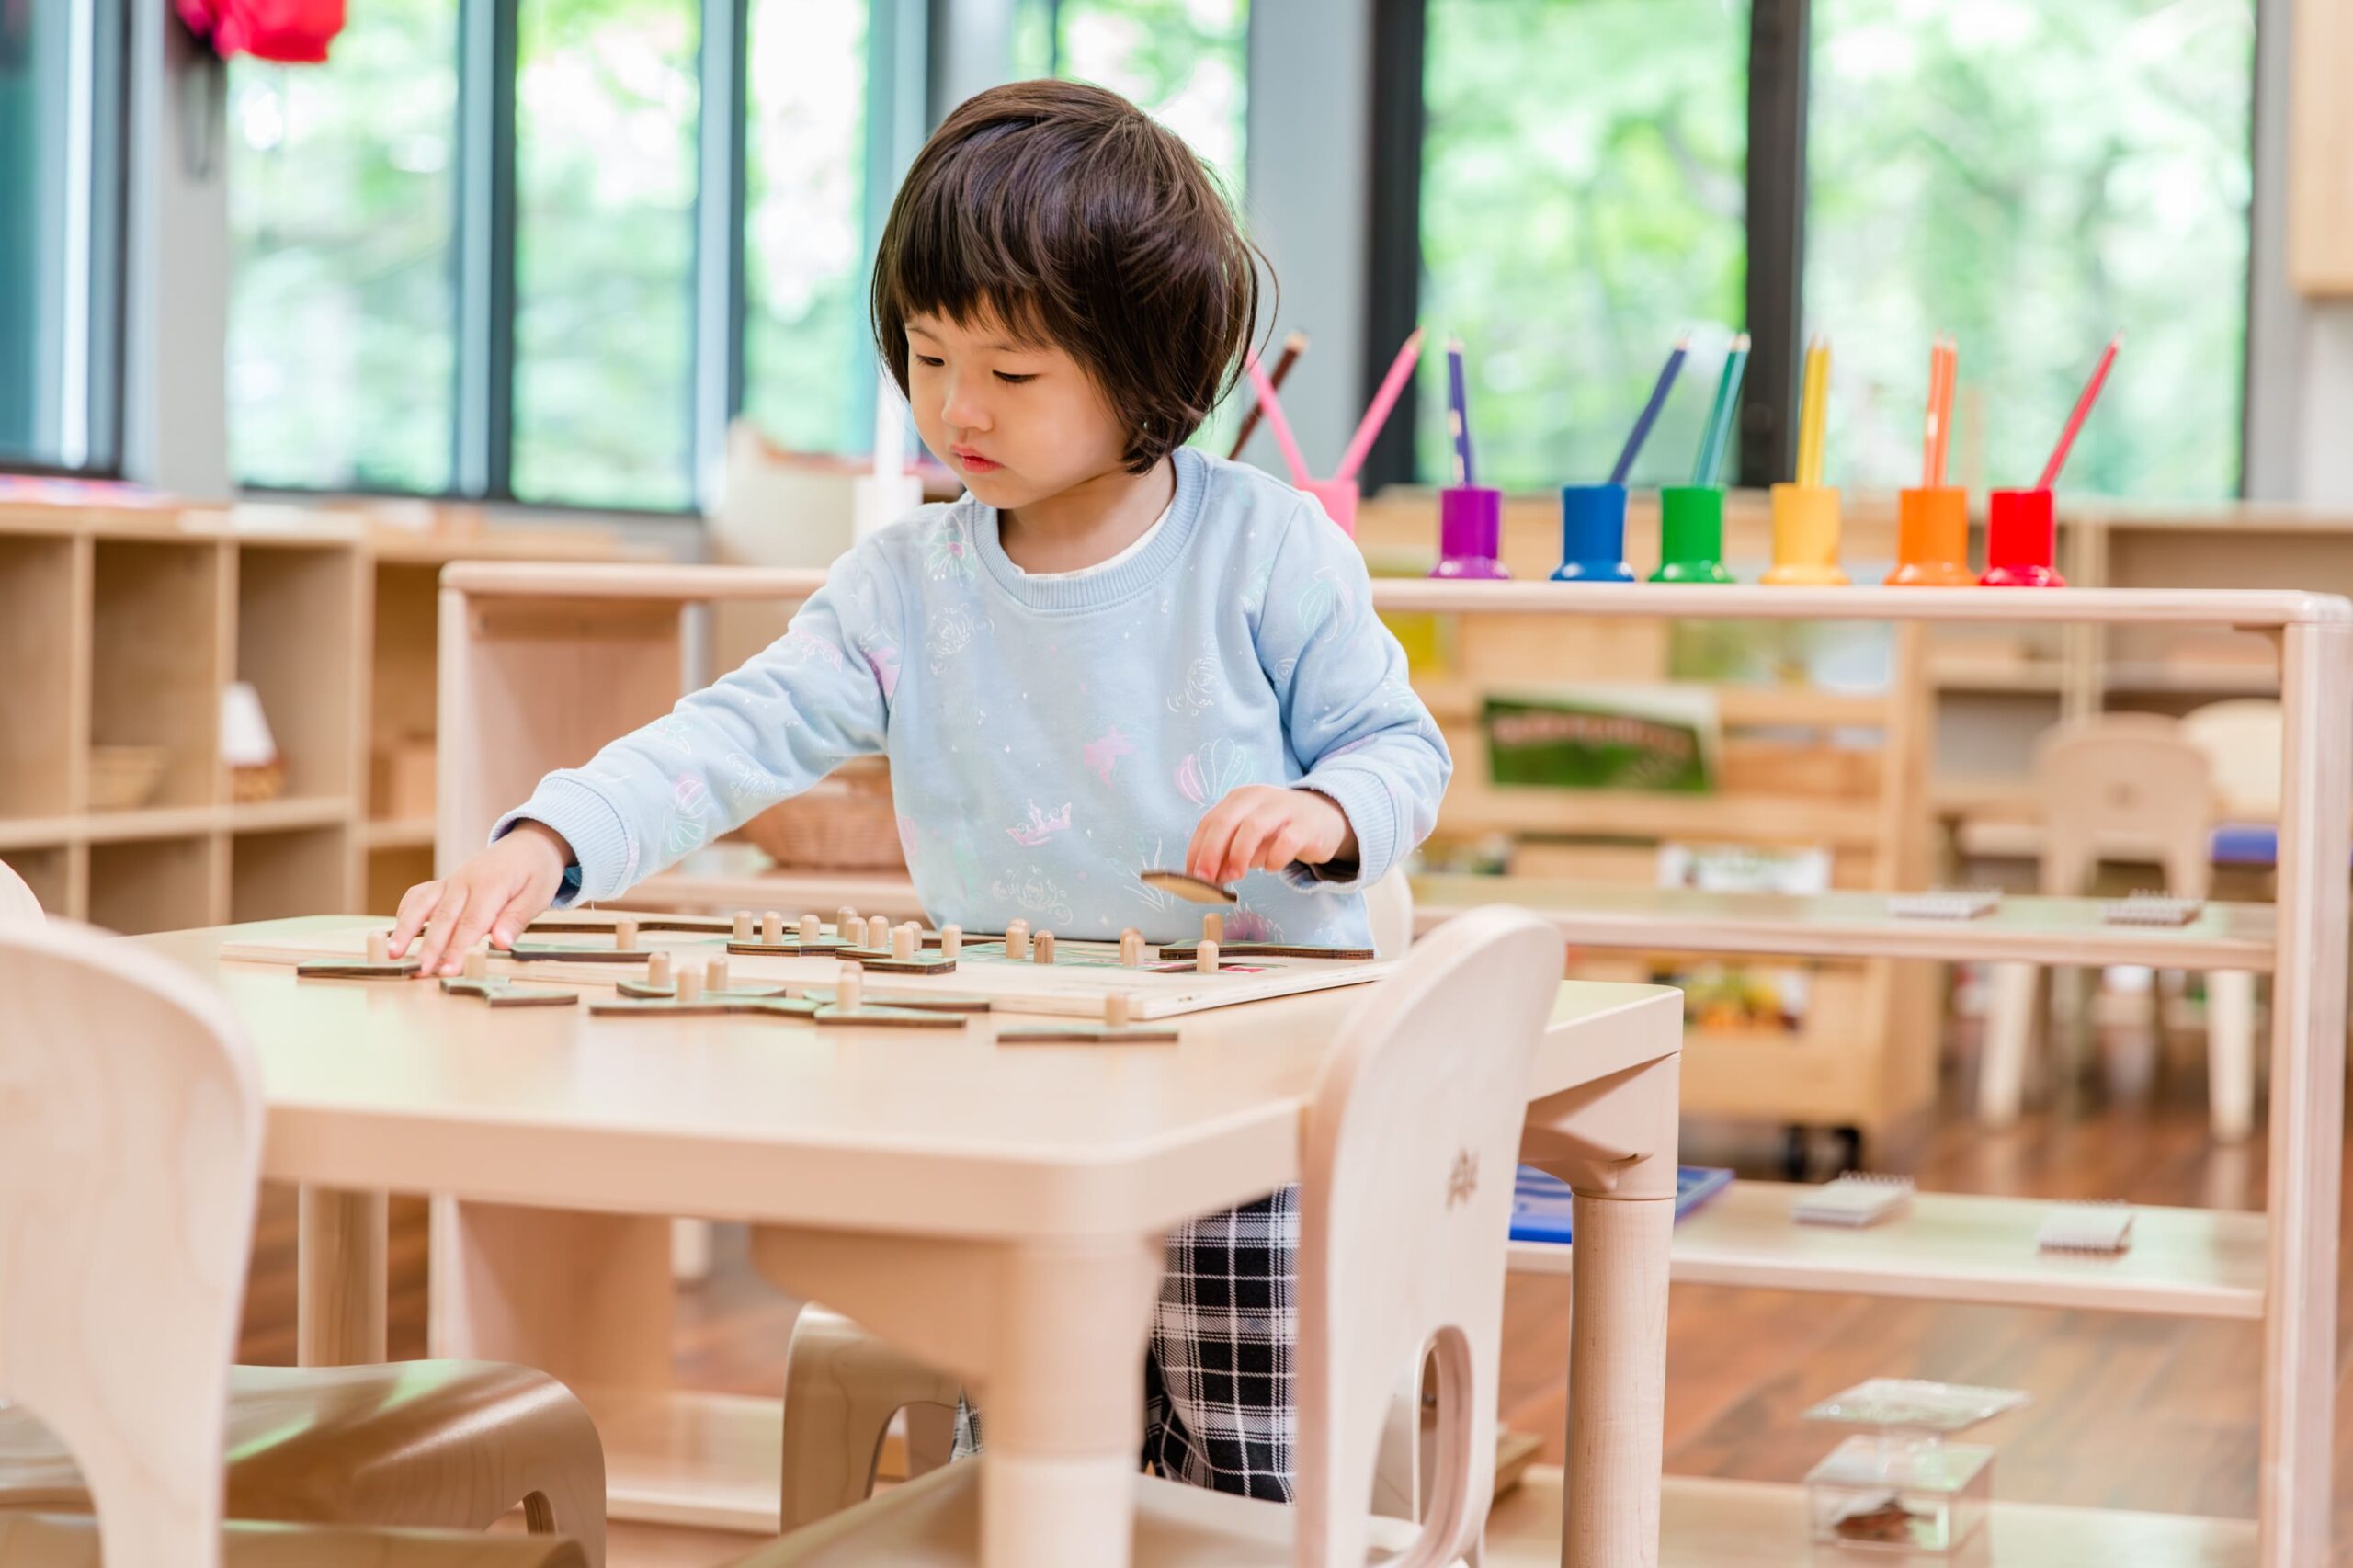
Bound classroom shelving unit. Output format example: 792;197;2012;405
440;561;2343;1565
0;500;632;934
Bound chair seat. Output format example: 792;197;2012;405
0;1361;598;1535
0;1513;588;1566
733;1460;1456;1567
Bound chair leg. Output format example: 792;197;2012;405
779;1306;968;1531
903;1402;958;1477
2206;970;2257;1143
1980;961;2039;1127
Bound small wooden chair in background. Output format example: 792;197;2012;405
1979;715;2259;1142
0;918;605;1568
769;870;1426;1532
737;903;1558;1568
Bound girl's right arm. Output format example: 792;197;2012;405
391;552;902;972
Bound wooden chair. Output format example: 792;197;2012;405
738;904;1560;1568
2179;699;2284;822
0;919;605;1568
770;867;1427;1533
0;859;40;930
1979;715;2258;1140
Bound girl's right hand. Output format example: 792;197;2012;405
388;821;574;976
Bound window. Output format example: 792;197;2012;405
1;0;122;472
1402;0;2254;498
741;0;870;453
1417;0;1746;491
228;0;460;493
510;0;701;510
1805;0;2252;499
1011;0;1249;199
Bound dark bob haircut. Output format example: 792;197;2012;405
871;79;1263;474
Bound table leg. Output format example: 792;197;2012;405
297;1186;386;1366
749;1225;1162;1568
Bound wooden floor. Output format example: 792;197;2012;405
235;1016;2353;1560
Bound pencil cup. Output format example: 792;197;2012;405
1552;483;1634;583
1431;486;1510;580
1652;486;1734;584
1300;477;1358;539
1981;488;2064;587
1763;483;1848;586
1886;486;1974;586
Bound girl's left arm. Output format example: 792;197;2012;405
1254;501;1453;888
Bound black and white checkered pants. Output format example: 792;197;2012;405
954;1187;1300;1501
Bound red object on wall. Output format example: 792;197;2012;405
175;0;345;63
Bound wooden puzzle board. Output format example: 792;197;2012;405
220;921;1394;1021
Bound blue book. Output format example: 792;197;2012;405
1508;1165;1733;1246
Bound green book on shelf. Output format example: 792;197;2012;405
1482;684;1719;793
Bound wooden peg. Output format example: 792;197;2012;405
835;962;863;1014
940;924;962;961
1034;931;1056;964
647;950;672;987
367;931;391;964
1201;912;1224;946
733;910;755;941
892;925;916;961
1107;994;1132;1029
708;956;730;993
1120;928;1143;967
762;911;783;945
676;967;704;1005
800;914;822;947
865;915;890;949
462;948;489;981
1006;921;1030;960
1196;939;1219;975
615;919;639;952
837;906;859;936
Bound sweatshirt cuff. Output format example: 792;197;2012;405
1285;766;1400;892
493;775;640;907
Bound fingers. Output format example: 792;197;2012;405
434;887;509;977
387;881;443;958
486;882;547;952
1220;809;1277;885
408;883;469;977
1260;822;1313;874
1187;794;1256;883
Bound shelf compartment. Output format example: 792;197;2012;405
365;843;434;920
236;544;364;801
0;533;86;818
90;540;227;810
0;844;76;919
369;562;440;822
232;826;352;924
87;833;222;937
1411;876;2276;972
1506;1181;2264;1320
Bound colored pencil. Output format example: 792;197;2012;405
1243;348;1313;487
1446;338;1474;486
1921;335;1957;489
1691;332;1749;484
1795;335;1830;487
2036;333;2122;492
1608;333;1690;486
1229;330;1307;459
1335;327;1425;483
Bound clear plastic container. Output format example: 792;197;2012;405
1806;1432;1994;1552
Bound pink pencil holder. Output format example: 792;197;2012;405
1432;486;1509;580
1301;476;1359;538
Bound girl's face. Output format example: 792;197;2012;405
904;309;1132;510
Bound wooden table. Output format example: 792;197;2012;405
142;915;1686;1568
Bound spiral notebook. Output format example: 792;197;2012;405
1509;1165;1734;1246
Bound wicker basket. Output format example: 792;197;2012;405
88;745;167;811
741;757;906;871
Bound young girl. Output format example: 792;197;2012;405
391;78;1449;1502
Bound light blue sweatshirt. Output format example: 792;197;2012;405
498;447;1451;948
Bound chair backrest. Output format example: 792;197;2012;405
2033;715;2216;901
0;858;42;929
0;920;264;1568
1363;867;1415;960
2179;699;2283;823
1293;905;1558;1568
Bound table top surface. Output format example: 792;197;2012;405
138;917;1680;1243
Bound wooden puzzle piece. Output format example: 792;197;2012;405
297;930;422;981
1154;942;1379;962
791;986;993;1015
525;912;733;936
1140;869;1238;904
806;961;964;1028
590;994;824;1020
439;977;579;1007
998;994;1177;1045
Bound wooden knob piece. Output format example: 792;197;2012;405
892;925;916;961
835;961;863;1013
1119;929;1143;967
1034;931;1056;964
647;951;672;986
463;948;489;981
707;957;730;993
799;914;822;947
1106;994;1132;1029
837;906;859;937
940;925;962;961
1201;912;1224;946
865;915;890;950
367;931;391;964
676;967;704;1005
762;911;783;945
733;910;754;941
616;919;639;952
1196;939;1219;975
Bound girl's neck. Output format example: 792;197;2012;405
998;455;1176;574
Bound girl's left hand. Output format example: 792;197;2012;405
1188;786;1358;886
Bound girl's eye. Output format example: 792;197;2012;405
914;354;945;368
994;371;1036;385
